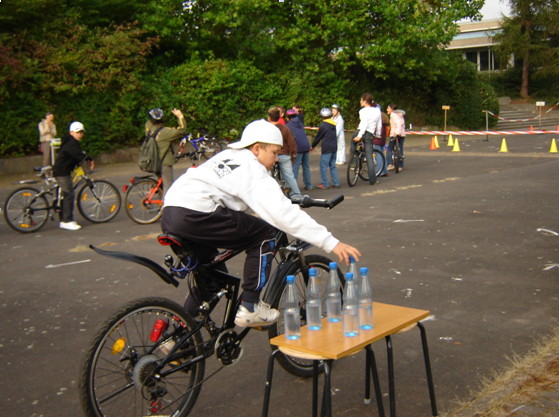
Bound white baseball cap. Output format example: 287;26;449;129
69;121;85;132
228;120;283;149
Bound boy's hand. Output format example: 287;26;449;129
172;108;184;119
332;242;361;266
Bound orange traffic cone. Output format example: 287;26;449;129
556;125;559;133
499;138;508;152
447;134;454;147
429;137;437;150
530;125;533;132
451;138;460;152
434;135;440;148
550;138;558;153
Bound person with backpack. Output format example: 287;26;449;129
144;108;187;196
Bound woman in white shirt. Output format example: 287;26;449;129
351;93;382;185
332;104;345;165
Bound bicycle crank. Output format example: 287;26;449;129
215;330;243;366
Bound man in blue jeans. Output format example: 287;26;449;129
311;108;340;189
268;107;301;197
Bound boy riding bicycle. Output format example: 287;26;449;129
161;119;360;327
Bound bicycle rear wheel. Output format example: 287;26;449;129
347;152;360;187
201;140;223;160
124;178;163;224
373;149;386;177
267;255;345;377
77;180;121;223
79;297;205;417
3;187;50;233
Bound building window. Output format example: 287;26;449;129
480;50;489;71
466;51;477;65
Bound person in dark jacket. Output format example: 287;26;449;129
286;109;313;190
52;122;94;231
311;108;340;189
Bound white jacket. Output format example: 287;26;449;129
357;106;382;138
390;110;406;137
164;148;339;253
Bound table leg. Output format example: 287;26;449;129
365;345;386;417
313;360;319;417
262;349;281;417
385;336;395;417
319;359;333;417
418;322;438;416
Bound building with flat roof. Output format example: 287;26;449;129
447;19;504;71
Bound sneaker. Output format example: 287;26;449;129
235;300;280;327
317;184;329;190
331;184;341;189
387;164;395;171
370;182;379;186
380;173;388;177
304;186;314;190
60;221;81;231
398;167;403;171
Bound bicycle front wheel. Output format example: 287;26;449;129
124;178;163;224
201;140;223;160
347;153;360;187
373;149;386;177
79;297;205;417
3;187;50;233
393;144;401;174
268;255;345;377
77;180;121;223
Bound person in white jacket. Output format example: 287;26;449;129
162;119;360;327
332;104;345;165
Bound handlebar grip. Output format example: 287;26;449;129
291;194;344;209
327;194;344;209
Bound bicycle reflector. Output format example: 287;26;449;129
112;337;126;355
150;319;169;343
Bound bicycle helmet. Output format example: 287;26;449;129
332;104;341;110
148;108;165;123
320;108;333;118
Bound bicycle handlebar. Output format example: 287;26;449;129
290;194;344;210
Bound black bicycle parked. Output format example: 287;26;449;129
79;194;346;417
347;141;386;187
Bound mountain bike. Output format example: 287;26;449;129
270;162;290;197
79;194;346;417
390;136;403;174
123;134;223;224
347;141;385;187
3;165;121;233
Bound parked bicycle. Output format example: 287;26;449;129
3;165;121;233
79;194;346;417
123;133;224;225
347;141;386;187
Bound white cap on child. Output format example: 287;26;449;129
228;120;283;149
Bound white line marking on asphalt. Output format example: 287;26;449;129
394;219;425;223
45;259;91;268
537;228;558;236
543;263;559;271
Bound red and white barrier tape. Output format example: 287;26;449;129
304;127;559;135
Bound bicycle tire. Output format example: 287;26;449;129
124;178;163;224
267;255;345;377
373;149;386;177
79;297;205;417
3;187;50;233
201;140;223;160
346;152;360;187
77;180;121;223
393;144;401;174
358;153;369;181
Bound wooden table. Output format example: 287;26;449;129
263;302;438;417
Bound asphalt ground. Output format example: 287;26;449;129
0;133;558;417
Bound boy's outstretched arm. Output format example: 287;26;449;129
331;242;361;266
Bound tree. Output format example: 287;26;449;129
494;0;559;98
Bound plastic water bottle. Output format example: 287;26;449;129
306;268;322;330
342;273;359;337
284;275;301;340
347;256;360;296
326;262;342;322
358;267;374;330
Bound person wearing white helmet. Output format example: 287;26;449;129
162;119;360;327
331;104;346;166
52;121;94;231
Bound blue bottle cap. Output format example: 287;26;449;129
345;272;353;280
286;275;295;282
329;262;337;268
309;268;317;276
349;256;356;263
360;267;368;274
